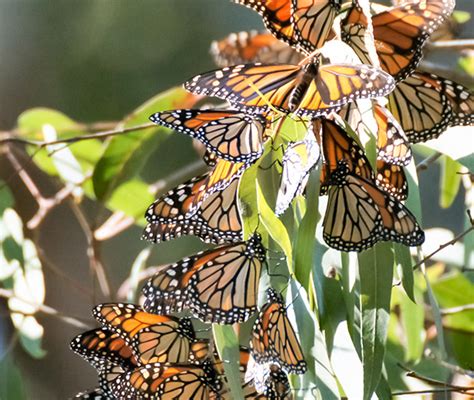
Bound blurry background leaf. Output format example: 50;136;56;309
439;155;462;209
92;88;197;202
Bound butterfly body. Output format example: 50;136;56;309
184;61;396;117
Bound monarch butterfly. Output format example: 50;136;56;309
375;160;408;202
233;0;341;54
275;131;320;216
340;102;412;167
143;234;266;324
342;0;455;82
93;303;196;365
143;176;243;244
70;328;138;371
184;58;396;118
250;288;307;374
211;31;305;67
387;71;474;143
323;159;424;251
149;109;271;163
109;361;222;400
317;118;408;201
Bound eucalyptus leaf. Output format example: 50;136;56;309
212;325;244;400
358;243;394;400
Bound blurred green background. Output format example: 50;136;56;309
0;1;472;399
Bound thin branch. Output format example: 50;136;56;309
27;173;92;229
413;211;474;270
150;158;208;195
68;200;112;299
0;288;90;329
0;122;154;148
427;39;474;50
117;265;165;300
94;211;136;242
440;303;474;315
393;387;474;396
416;152;442;172
398;363;474;393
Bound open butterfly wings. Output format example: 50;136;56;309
342;0;455;82
70;328;138;371
184;61;396;118
143;234;266;324
92;303;196;365
149;109;269;163
250;288;307;375
387;71;474;143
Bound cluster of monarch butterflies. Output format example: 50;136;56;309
71;0;473;398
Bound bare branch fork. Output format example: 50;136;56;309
413;210;474;270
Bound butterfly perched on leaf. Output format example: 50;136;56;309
150;109;271;163
341;0;455;82
185;58;396;118
143;233;266;324
233;0;341;54
108;360;222;400
387;71;474;143
211;30;305;67
143;174;243;244
322;158;424;251
93;303;196;365
275;128;320;216
250;288;307;374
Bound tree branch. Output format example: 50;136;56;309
0;122;154;148
413;211;474;270
0;288;90;329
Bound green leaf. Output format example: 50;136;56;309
439;155;462;209
106;178;155;221
459;54;474;77
453;10;471;24
394;243;415;302
295;167;320;288
445;329;474;370
431;271;474;332
398;286;424;362
239;163;259;239
358;243;394;400
256;181;293;269
17;108;79;139
92;87;196;201
212;325;243;400
289;283;340;400
0;356;27;400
